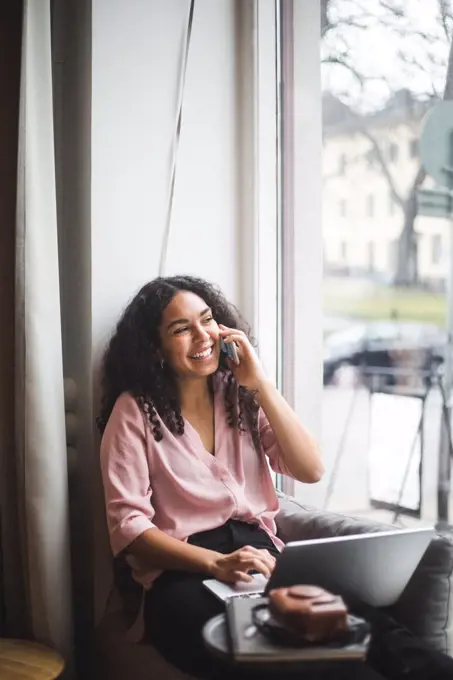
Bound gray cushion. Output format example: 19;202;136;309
276;495;453;655
392;530;453;654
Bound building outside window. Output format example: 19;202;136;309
431;234;443;266
365;147;378;168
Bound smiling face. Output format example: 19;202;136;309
158;291;221;381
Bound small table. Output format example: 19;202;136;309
202;613;369;677
0;639;65;680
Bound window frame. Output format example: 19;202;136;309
277;0;323;499
238;0;280;486
247;0;323;499
247;0;279;385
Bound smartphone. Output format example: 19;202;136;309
220;337;240;365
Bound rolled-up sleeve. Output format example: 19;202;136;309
259;409;295;478
100;393;156;556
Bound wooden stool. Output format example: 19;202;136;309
0;638;65;680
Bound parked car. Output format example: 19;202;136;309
323;321;445;387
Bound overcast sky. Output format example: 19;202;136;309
322;0;451;111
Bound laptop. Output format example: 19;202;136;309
203;527;434;607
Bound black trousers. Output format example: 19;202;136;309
144;520;453;680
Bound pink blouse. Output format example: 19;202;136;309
100;376;293;589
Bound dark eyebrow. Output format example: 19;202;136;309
167;307;212;332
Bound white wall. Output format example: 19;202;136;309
91;0;250;619
92;0;243;362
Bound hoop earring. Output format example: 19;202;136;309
160;359;165;369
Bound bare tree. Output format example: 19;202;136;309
322;0;453;285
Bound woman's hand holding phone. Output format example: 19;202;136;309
218;325;268;392
220;337;240;365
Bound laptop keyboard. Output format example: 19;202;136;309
231;591;264;600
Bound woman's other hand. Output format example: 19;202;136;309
219;325;268;392
208;545;276;583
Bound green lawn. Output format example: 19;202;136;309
324;278;446;326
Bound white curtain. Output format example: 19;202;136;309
13;0;73;666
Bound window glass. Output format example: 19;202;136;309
321;0;451;521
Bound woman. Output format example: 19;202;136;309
99;276;452;680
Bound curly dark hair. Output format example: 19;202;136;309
97;275;260;449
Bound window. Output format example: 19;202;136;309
410;139;418;158
320;0;449;525
431;234;443;265
389;143;399;163
339;199;347;217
